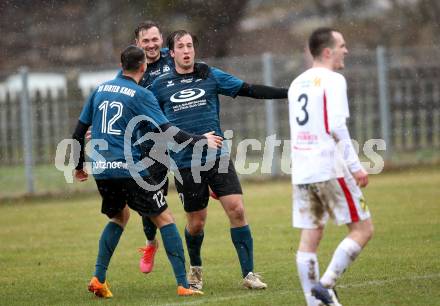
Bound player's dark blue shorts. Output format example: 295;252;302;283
95;176;168;218
174;157;242;212
147;162;169;196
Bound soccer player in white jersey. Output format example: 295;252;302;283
288;27;374;306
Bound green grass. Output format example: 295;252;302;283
0;164;96;197
0;168;439;305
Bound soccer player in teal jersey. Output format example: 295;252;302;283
72;45;222;298
150;30;288;290
132;21;211;274
135;21;173;89
132;22;174;273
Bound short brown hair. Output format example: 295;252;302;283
308;27;337;58
134;21;161;39
166;30;199;51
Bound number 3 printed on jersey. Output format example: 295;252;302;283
296;93;309;126
98;101;123;135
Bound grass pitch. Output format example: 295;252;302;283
0;167;439;305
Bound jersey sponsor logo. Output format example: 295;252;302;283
150;69;161;76
167;80;175;87
296;131;318;144
170;88;206;103
296;80;312;88
92;160;128;170
180;78;193;84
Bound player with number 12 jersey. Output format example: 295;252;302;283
79;75;169;179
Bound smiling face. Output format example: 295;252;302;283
309;28;349;71
328;31;348;70
170;34;195;73
135;26;163;63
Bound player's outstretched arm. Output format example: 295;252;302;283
72;120;90;181
237;82;288;99
158;123;223;149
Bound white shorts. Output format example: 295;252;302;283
292;172;371;229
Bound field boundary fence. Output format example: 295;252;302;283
1;46;439;194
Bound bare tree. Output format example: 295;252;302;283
181;0;248;57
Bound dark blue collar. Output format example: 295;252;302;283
119;74;138;84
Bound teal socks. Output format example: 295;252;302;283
142;216;158;241
160;223;188;287
231;225;254;277
94;222;124;283
185;227;204;267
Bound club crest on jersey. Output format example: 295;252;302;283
313;77;321;87
163;65;171;72
170;88;206;103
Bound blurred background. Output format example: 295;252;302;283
1;0;440;198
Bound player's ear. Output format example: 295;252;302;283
139;61;147;73
323;47;332;59
170;49;175;58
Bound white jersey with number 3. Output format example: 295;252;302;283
288;67;349;184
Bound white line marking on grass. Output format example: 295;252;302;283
159;273;440;306
160;291;267;306
337;273;440;289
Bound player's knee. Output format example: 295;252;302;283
227;202;245;222
350;219;374;246
364;221;374;241
315;228;324;242
359;219;374;241
188;219;205;234
112;209;130;228
298;228;323;252
153;209;175;228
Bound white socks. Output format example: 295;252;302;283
296;251;322;306
320;238;362;288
